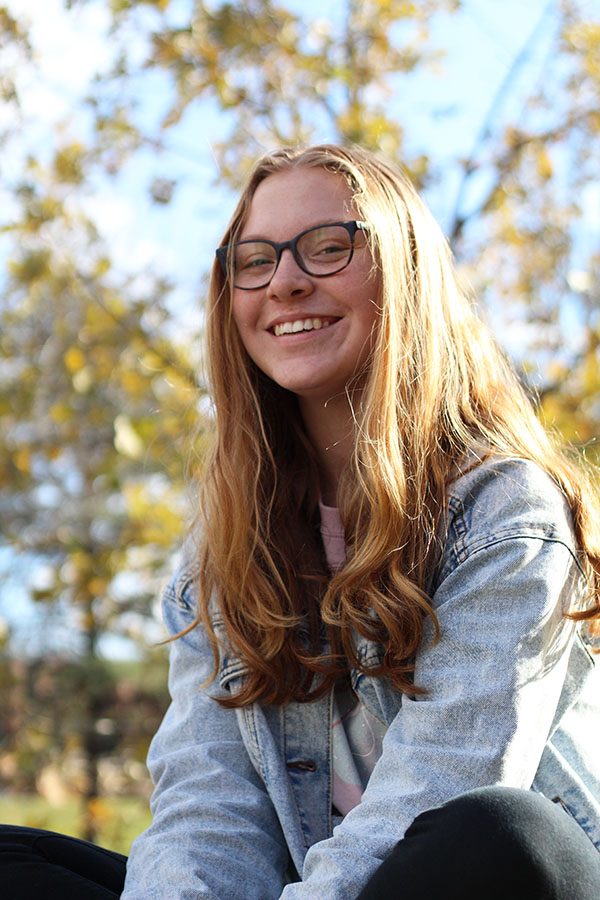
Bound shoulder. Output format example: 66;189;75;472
447;455;578;552
429;456;584;599
427;457;586;620
158;537;203;636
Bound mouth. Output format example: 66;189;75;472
271;316;340;337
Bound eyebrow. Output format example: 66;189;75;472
238;217;350;242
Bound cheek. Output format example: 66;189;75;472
348;252;381;301
231;292;243;329
231;296;266;372
231;293;255;341
350;272;382;329
355;285;383;361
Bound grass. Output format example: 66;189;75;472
0;794;151;855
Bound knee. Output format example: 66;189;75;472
409;786;591;894
361;789;599;900
423;786;560;854
438;785;553;833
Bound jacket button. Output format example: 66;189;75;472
286;759;317;772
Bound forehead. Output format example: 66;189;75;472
240;167;356;240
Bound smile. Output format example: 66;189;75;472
272;317;338;336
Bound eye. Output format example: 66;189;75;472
300;226;352;263
305;240;350;262
241;255;273;270
235;243;275;271
315;241;348;256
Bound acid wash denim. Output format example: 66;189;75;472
122;457;600;900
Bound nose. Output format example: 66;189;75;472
266;247;314;301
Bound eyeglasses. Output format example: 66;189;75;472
216;220;367;290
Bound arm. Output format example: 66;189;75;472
282;459;586;899
122;568;290;900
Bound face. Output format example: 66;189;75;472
231;167;381;411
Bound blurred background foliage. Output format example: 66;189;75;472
0;0;599;850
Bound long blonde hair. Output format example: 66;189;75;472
192;144;600;707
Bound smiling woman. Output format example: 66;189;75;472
2;144;600;900
229;168;380;427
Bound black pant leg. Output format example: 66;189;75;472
357;787;600;900
0;825;127;900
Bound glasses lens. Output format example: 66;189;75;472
229;223;357;288
233;241;277;288
298;225;353;275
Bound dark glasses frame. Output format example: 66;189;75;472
216;220;368;290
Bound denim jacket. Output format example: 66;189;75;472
122;458;600;900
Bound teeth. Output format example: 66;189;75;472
274;318;332;336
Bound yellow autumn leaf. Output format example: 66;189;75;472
536;148;553;181
50;403;73;423
582;352;600;393
121;369;147;395
123;483;147;518
88;577;108;595
54;142;86;184
64;346;86;374
14;448;31;473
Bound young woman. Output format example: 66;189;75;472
2;144;600;899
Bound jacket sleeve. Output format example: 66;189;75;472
121;568;290;900
281;459;587;899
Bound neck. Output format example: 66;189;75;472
299;393;358;506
